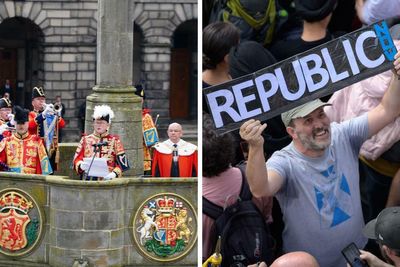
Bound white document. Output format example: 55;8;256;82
83;157;109;177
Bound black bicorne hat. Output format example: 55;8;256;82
14;105;29;124
0;98;12;109
32;86;45;99
96;114;110;123
134;84;145;99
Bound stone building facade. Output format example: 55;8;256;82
0;0;198;142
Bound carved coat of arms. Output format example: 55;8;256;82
0;189;43;257
132;193;197;262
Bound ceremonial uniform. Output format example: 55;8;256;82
152;139;197;177
0;97;13;141
28;110;65;155
142;108;158;172
0;131;52;175
73;132;129;179
28;87;65;170
133;85;158;174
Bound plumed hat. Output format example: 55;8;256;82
295;0;337;22
92;105;115;123
32;86;45;99
14;105;29;124
0;98;12;109
229;41;277;79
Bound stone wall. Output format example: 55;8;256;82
133;1;198;119
0;0;197;142
0;174;197;267
0;0;97;141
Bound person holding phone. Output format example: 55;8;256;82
361;206;400;267
358;251;394;267
342;243;370;267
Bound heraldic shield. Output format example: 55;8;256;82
132;193;197;262
142;113;159;147
0;189;43;257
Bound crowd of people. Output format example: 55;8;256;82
203;0;400;266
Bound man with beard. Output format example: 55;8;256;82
239;51;400;267
361;206;400;267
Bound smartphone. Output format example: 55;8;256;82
341;243;369;267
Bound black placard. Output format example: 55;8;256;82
204;20;398;134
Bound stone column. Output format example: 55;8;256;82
85;0;142;176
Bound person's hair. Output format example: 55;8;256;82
295;0;337;22
203;22;240;70
203;114;236;177
229;41;277;79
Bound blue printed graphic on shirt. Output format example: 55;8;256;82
315;165;352;229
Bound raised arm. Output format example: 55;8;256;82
355;0;365;23
368;52;400;138
240;119;284;198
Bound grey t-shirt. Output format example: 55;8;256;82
267;114;369;267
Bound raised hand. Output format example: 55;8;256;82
42;104;54;117
394;51;400;78
7;114;15;126
239;119;267;147
0;124;8;135
104;172;116;180
79;161;90;172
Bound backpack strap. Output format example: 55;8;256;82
237;164;253;201
208;0;229;24
203;196;223;220
203;165;253;219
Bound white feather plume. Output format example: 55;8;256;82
92;105;114;123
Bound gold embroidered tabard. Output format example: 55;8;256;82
0;132;52;174
73;132;129;177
